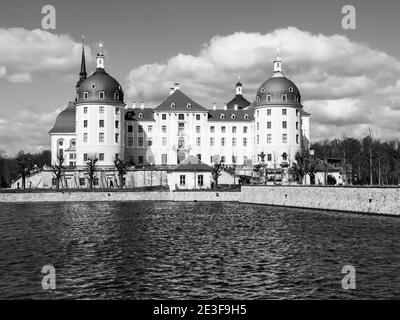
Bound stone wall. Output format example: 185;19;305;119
241;186;400;216
1;186;399;216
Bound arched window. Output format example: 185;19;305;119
171;103;176;109
256;96;261;103
70;139;76;148
187;103;192;109
289;87;294;93
282;152;288;161
244;114;249;120
231;114;236;120
99;91;105;99
138;113;143;119
267;94;272;102
281;94;287;102
114;92;120;100
83;92;88;99
220;114;225;119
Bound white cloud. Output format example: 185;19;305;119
6;72;32;83
0;27;94;81
126;27;400;140
0;106;64;156
0;65;6;79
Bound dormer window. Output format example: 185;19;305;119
220;114;225;119
138;113;143;119
231;114;236;120
289;87;294;93
282;94;287;102
187;103;192;109
244;114;249;120
99;91;105;99
114;92;120;100
267;94;272;102
91;84;96;89
83;92;88;99
260;88;266;93
256;96;261;103
171;103;176;109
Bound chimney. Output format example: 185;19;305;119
213;102;217;111
170;88;175;95
174;82;180;91
132;101;136;109
140;102;145;110
234;104;238;110
223;104;228;110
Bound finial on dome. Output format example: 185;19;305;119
236;76;243;95
273;49;283;77
96;42;105;69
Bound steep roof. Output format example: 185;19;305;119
172;156;213;172
125;108;155;121
154;89;207;112
208;109;254;122
49;102;76;134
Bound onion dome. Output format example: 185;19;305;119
76;43;124;105
255;55;302;107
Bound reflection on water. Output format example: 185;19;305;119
0;201;399;299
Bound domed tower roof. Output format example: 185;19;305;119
76;43;124;105
254;55;302;107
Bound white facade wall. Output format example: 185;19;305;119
50;133;77;166
75;103;125;167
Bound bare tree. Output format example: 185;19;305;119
211;155;222;189
51;154;65;189
16;151;35;190
363;128;375;185
85;155;98;189
114;158;127;189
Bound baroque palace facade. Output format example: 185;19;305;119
49;43;310;175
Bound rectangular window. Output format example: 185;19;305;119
83;153;88;162
94;178;99;186
178;114;185;120
115;120;119;129
162;137;167;146
232;138;236;146
84;120;88;128
196;154;202;161
161;154;167;165
162;114;167;120
83;107;88;114
282;109;287;115
178;137;185;148
221;138;225;146
243;138;247;147
99;153;104;161
128;136;133;147
115;107;119;115
69;153;76;160
267;134;272;144
196;114;201;120
268;154;272;161
221;126;226;133
232;156;237;164
267;109;271;116
267;121;271;129
198;175;204;186
257;122;259;131
196;126;201;133
138;156;144;164
210;138;215;146
79;178;85;186
138;137;144;147
296;109;299;117
243;126;248;134
296;134;299;144
99;120;104;128
115;153;119;160
128;125;133;133
99;92;105;99
148;137;153;146
257;135;260;144
180;175;186;186
232;126;237;134
282;134;288;143
282;121;287;129
178;123;185;133
296;122;299;130
221;156;226;163
99;106;104;114
138;125;143;133
99;133;104;143
148;125;153;133
196;137;201;146
83;133;88;143
210;126;215;133
162;125;167;133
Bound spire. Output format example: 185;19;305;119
79;35;87;81
272;48;284;78
96;42;105;69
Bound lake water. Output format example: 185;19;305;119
0;201;399;299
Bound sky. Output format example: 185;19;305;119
1;0;400;155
